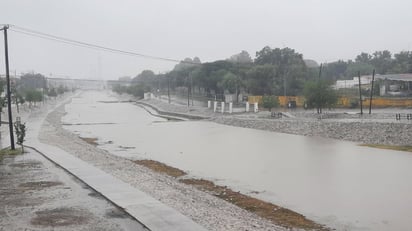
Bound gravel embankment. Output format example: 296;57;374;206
212;117;412;146
142;98;412;146
39;102;287;231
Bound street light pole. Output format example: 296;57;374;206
2;25;15;150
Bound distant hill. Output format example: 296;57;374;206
304;59;319;68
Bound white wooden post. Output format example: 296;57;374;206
254;102;258;113
229;102;233;114
207;100;211;108
246;102;249;112
213;101;218;112
221;102;225;113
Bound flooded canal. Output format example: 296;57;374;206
63;91;412;230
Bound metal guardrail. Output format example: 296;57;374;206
395;113;412;120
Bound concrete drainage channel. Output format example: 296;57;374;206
135;101;209;120
135;103;188;121
24;145;208;231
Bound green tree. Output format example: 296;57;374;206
57;85;66;95
25;90;43;107
47;88;58;97
370;50;393;74
12;91;24;114
127;84;148;98
391;51;412;73
255;46;308;95
323;60;348;80
303;80;338;114
245;64;276;95
14;122;26;153
228;50;253;63
345;61;375;78
262;95;279;112
355;52;372;63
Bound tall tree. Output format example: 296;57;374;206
228;50;253;63
303;80;338;114
371;50;392;74
255;46;308;95
391;51;412;73
245;64;276;95
355;52;372;63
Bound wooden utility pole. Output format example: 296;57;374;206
358;71;363;115
369;69;375;114
2;25;15;149
187;76;190;107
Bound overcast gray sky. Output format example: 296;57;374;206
0;0;411;80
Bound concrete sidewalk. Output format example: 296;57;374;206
27;143;207;231
24;93;207;231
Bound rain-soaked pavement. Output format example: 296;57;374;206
0;148;148;231
63;91;412;231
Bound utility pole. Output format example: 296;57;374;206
167;75;170;104
358;71;363;115
191;74;193;106
2;25;15;149
318;63;322;81
187;75;190;107
317;63;322;113
369;69;375;114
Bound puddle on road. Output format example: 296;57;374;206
31;207;90;227
19;181;63;191
63;122;116;126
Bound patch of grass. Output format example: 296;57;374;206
180;178;328;230
360;144;412;153
133;159;187;177
0;147;23;156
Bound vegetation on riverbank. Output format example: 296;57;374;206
133;158;328;230
360;144;412;153
133;159;186;177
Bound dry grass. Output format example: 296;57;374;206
79;137;98;146
361;144;412;153
133;159;187;177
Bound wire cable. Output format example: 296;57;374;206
8;25;200;65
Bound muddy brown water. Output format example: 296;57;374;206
63;91;412;231
0;148;148;231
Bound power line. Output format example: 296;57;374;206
7;25;200;65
